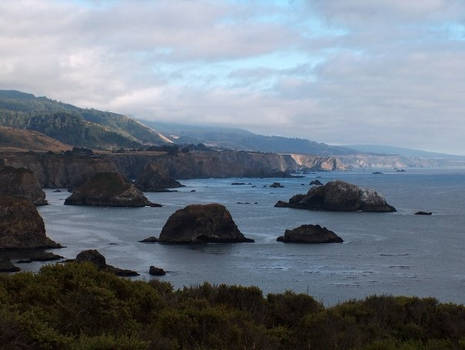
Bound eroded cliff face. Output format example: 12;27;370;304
0;150;299;189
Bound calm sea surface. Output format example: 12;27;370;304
24;169;465;305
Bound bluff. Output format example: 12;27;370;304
0;166;47;205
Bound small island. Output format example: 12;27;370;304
277;224;343;243
275;180;396;212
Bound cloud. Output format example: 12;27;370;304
0;0;464;153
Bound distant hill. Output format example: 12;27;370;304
0;126;71;152
0;90;171;150
142;121;355;156
346;144;462;159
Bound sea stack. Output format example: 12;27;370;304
158;203;254;243
65;172;158;207
275;180;396;212
277;225;343;243
0;166;47;205
0;196;60;249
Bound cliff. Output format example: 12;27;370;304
0;149;299;189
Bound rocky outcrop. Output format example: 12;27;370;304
0;258;20;272
158;204;254;243
0;166;47;205
75;249;139;276
275;181;396;212
136;162;183;192
0;196;61;249
277;225;343;243
149;266;166;276
64;172;158;207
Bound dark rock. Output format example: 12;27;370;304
231;182;246;185
277;224;343;243
0;258;20;272
53;189;62;193
190;190;196;192
0;166;47;205
148;202;163;207
270;182;284;188
75;249;139;276
139;236;159;243
275;181;396;212
158;203;254;243
64;172;156;207
372;171;383;175
149;266;166;276
396;169;406;173
415;211;432;215
76;249;107;269
274;200;290;208
136;163;183;192
16;251;63;263
310;180;323;186
0;196;61;249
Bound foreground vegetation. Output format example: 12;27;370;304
1;263;465;350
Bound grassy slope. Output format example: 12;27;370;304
0;126;71;152
1;263;464;350
0;90;170;150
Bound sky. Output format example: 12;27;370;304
1;0;465;153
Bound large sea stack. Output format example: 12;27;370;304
158;203;254;243
0;166;47;205
64;172;157;207
277;225;343;243
136;163;183;192
275;180;396;212
0;196;60;249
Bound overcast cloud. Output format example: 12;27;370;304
1;0;464;153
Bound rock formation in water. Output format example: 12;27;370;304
269;182;284;188
275;180;396;212
64;172;158;207
277;224;343;243
310;180;323;186
149;266;166;276
75;249;139;276
0;196;61;249
136;162;183;192
415;211;432;215
158;204;254;243
0;166;47;205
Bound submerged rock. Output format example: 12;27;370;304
415;211;432;215
136;163;183;192
149;266;166;276
158;204;254;243
277;225;343;243
0;258;20;272
75;249;139;276
270;182;284;188
0;196;61;249
275;181;396;212
64;172;159;207
0;166;47;205
310;180;323;186
139;236;159;243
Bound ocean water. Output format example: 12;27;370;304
22;169;465;305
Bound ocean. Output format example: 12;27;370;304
29;169;465;305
